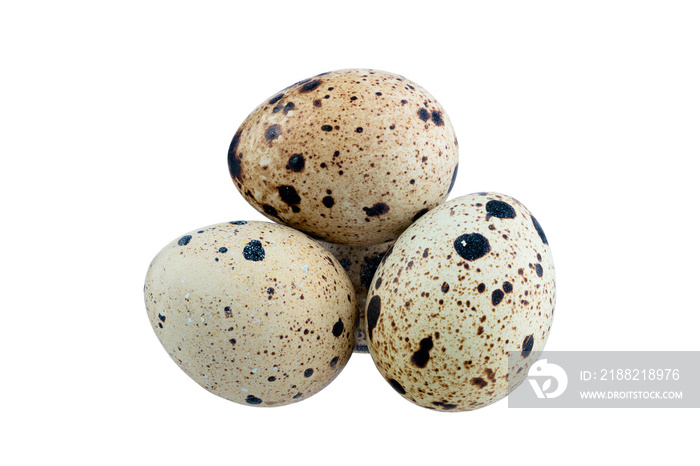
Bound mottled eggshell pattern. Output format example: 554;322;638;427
318;240;394;353
144;221;357;407
366;193;555;411
228;68;459;245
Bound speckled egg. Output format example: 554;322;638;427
318;240;394;353
228;68;459;245
365;193;555;411
144;221;357;407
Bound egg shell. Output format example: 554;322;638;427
228;68;459;245
318;240;395;353
144;221;357;407
366;193;556;411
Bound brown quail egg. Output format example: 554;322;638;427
318;240;394;353
365;193;555;411
144;221;357;407
227;68;459;245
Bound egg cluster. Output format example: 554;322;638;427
144;69;556;411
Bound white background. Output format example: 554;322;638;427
2;1;698;464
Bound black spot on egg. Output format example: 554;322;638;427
286;154;305;172
268;94;284;104
532;216;549;245
418;108;430;121
388;379;406;395
158;313;166;322
492;289;504;306
503;281;513;293
322;196;334;208
355;127;363;133
486;200;516;219
332;318;344;337
535;263;544;277
330;356;339;367
363;203;390;217
360;253;385;289
412;208;429;222
264;124;280;140
178;235;192;246
262;204;280;219
454;233;491;261
431;111;444;126
441;282;449;293
283;102;295;114
366;295;381;339
218;247;228;253
321;125;333;132
243;240;265;261
230;220;247;225
293;392;303;399
245;395;263;405
300;80;321;92
289;78;310;89
477;283;486;293
304;368;314;378
433;401;458;410
278;185;301;206
411;336;434;368
522;335;535;357
227;129;243;180
268;376;276;382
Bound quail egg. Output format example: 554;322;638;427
228;68;459;245
144;221;357;407
365;193;555;411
